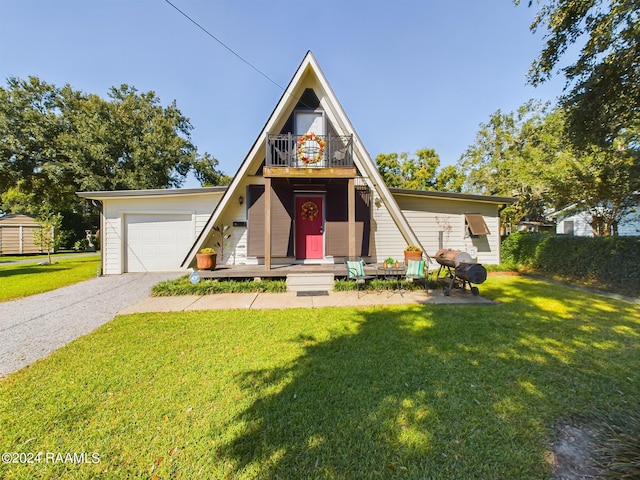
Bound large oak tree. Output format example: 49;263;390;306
518;0;639;148
0;76;227;240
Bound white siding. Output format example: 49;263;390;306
371;199;407;262
102;205;122;275
556;210;640;237
394;195;503;265
556;214;593;236
212;177;264;265
620;212;640;236
209;199;250;265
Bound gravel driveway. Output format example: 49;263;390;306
0;272;182;378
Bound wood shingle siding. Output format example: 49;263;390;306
247;185;266;257
325;221;365;255
247;185;293;258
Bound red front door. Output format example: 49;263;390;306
296;196;324;259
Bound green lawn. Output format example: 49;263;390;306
0;254;100;301
0;276;638;479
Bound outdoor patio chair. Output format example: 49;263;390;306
274;146;290;166
332;148;347;166
344;257;376;298
405;258;429;293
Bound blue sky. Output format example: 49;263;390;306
0;0;566;188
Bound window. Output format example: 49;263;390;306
563;220;574;236
465;214;490;237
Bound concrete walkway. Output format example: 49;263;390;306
120;288;493;314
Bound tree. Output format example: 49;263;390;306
33;210;65;264
56;84;198;191
0;77;67;213
0;76;228;242
459;100;565;227
434;165;465;193
192;153;232;187
375;148;463;192
376;152;405;188
517;0;640;148
551;140;640;235
460;100;640;235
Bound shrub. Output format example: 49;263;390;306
595;408;640;479
501;232;640;296
152;277;287;296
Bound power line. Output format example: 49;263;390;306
163;0;285;92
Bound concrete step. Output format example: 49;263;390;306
286;273;334;292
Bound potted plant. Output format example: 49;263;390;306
404;244;423;263
384;257;396;268
196;247;217;270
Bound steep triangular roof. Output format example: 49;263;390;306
182;51;422;267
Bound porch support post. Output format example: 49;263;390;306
348;178;356;257
264;177;272;270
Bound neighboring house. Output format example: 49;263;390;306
552;205;640;237
516;221;555;234
0;214;43;255
78;51;513;275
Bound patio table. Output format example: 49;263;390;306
376;264;407;296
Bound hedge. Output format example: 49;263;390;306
152;277;287;296
501;232;640;296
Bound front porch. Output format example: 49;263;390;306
195;262;375;280
246;175;372;270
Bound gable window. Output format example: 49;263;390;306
465;213;490;237
295;111;325;136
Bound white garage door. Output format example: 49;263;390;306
125;214;193;272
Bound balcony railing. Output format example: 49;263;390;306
267;134;353;168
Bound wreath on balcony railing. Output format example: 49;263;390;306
296;132;326;165
300;200;319;221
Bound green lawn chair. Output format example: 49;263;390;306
405;258;429;293
344;257;376;298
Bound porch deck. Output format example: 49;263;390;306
195;262;374;280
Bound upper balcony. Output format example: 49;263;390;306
265;133;355;178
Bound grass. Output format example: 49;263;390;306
0;276;638;479
0;254;100;301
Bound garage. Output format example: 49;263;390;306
125;214;194;272
75;188;226;275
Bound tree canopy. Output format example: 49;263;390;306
0;76;228;240
459;100;640;235
517;0;639;147
375;148;464;193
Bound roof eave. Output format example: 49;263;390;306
390;188;515;205
76;187;227;200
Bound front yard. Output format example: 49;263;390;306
0;254;100;301
0;275;638;479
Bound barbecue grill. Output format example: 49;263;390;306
434;248;487;296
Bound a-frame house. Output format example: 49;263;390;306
182;51;424;270
78;51;510;275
